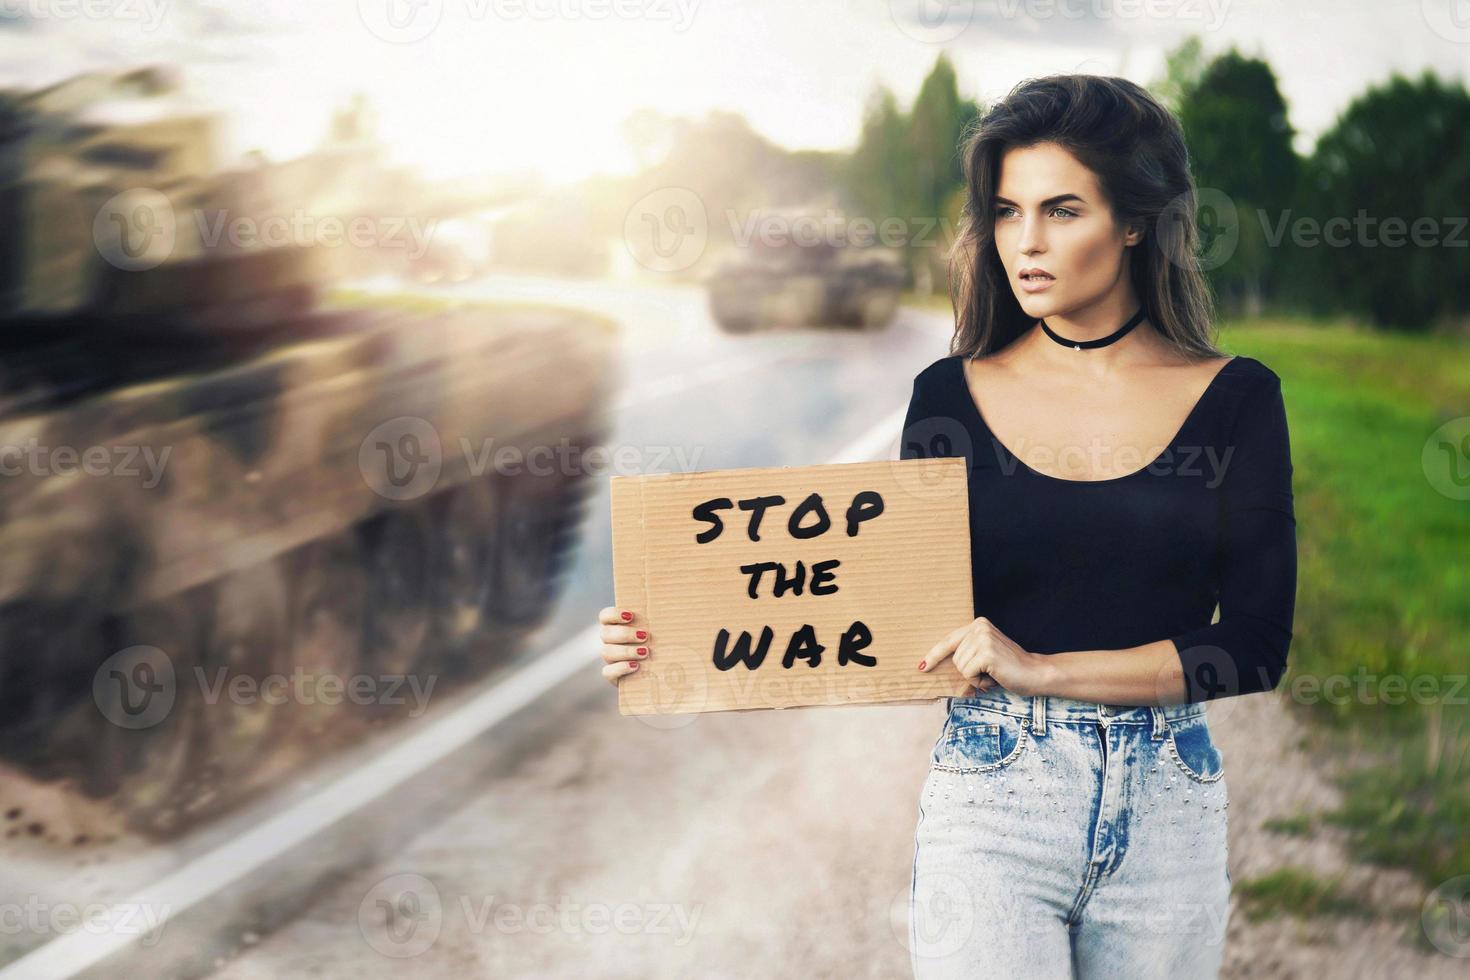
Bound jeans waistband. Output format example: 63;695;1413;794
948;685;1206;736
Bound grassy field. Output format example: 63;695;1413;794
1217;317;1470;891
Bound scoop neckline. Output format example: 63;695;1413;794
951;354;1241;486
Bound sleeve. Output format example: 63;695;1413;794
898;368;966;463
1169;372;1298;703
899;376;931;461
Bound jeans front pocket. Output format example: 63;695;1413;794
1165;713;1225;783
931;702;1030;774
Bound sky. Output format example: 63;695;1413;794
2;0;1467;184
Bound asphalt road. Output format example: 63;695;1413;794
203;275;958;977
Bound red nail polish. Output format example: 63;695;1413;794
635;630;646;639
629;661;639;670
637;647;647;655
918;661;926;671
621;611;633;621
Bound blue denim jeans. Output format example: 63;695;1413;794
908;686;1232;979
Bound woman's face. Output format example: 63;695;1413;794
990;141;1141;320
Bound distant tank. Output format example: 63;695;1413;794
0;67;618;842
703;210;908;332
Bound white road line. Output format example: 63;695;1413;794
0;402;910;980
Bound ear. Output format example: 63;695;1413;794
1123;222;1145;247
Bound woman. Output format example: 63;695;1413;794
601;73;1296;978
897;73;1296;978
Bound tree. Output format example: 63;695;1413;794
1152;35;1207;115
845;53;979;293
1286;70;1470;331
1177;48;1297;317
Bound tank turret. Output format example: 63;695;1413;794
703;203;909;332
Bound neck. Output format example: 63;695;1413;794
1026;298;1150;372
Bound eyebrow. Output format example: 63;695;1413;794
993;193;1087;208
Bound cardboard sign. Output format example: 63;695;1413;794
611;457;974;716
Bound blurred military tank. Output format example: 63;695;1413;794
703;206;909;332
0;67;618;842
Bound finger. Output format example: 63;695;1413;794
599;606;638;625
600;622;649;645
919;624;968;672
602;660;641;685
602;642;649;665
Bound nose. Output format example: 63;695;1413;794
1018;213;1047;256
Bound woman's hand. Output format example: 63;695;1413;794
599;606;649;686
917;616;1050;697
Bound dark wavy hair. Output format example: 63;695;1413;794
947;73;1224;360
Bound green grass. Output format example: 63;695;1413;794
1262;813;1317;838
1234;867;1377;923
1218;316;1470;888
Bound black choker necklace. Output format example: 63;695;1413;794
1041;308;1147;350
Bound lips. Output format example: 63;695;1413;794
1018;269;1056;293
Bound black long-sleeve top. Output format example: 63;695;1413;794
899;353;1297;703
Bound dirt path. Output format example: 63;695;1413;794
1212;692;1460;978
205;679;1460;978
